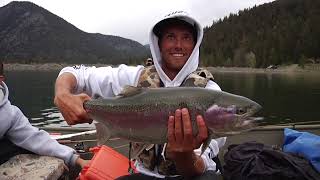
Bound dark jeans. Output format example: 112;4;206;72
0;138;33;165
116;170;219;180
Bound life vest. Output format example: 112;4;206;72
132;65;214;176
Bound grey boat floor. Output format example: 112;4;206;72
1;123;319;180
0;154;65;180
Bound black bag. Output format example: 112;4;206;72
223;141;320;180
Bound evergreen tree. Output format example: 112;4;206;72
202;0;320;68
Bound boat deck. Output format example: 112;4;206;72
1;123;319;179
0;154;65;180
218;124;320;162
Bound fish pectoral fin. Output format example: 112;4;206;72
145;144;155;151
200;130;215;155
118;85;143;97
130;143;154;160
95;123;112;145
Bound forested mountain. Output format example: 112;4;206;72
0;1;149;64
2;0;319;67
201;0;320;68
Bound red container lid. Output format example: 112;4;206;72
79;145;136;180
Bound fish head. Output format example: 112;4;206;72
204;91;262;136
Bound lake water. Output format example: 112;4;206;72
4;70;320;128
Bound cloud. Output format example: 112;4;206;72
0;0;275;44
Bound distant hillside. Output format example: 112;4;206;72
201;0;320;68
0;1;149;64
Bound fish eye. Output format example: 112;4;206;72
236;108;246;115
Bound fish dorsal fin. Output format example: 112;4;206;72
118;85;143;97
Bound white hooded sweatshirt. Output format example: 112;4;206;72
0;82;79;167
58;11;225;177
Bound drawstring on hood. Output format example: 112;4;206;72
149;11;203;87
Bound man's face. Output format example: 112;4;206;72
159;23;196;72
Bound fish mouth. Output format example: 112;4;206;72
205;104;263;134
237;102;262;117
226;102;261;117
234;103;263;126
206;103;262;123
223;102;263;126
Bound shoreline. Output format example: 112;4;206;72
207;66;319;74
3;63;320;74
4;63;65;71
3;63;113;71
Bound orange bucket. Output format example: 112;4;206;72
79;145;136;180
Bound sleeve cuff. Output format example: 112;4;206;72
69;153;80;167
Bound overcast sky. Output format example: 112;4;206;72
1;0;274;45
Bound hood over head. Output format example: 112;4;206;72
149;11;203;87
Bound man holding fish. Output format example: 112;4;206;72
54;11;261;179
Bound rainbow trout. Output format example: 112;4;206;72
84;86;262;155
